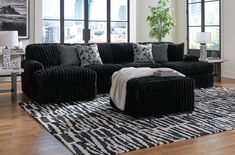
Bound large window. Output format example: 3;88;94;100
187;0;221;56
42;0;129;43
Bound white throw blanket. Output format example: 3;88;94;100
110;67;185;111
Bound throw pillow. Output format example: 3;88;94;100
77;44;103;67
152;44;168;62
167;43;184;61
57;45;80;65
132;43;154;63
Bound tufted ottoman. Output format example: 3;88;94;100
110;76;195;118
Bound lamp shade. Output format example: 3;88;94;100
0;31;19;47
196;32;211;44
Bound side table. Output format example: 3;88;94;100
207;59;224;82
0;69;24;101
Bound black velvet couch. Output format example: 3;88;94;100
22;42;214;103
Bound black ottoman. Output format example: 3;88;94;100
110;76;195;118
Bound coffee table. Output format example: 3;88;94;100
0;69;24;101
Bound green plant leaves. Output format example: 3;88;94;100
147;0;175;41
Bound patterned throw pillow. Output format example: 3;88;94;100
132;43;154;63
77;44;103;67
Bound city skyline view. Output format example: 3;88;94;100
42;0;128;43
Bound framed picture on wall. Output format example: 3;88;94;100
0;0;29;39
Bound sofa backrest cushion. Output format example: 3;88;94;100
167;43;184;61
110;43;134;64
26;44;61;67
97;43;113;64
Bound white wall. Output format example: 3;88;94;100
221;1;235;79
175;0;187;53
175;0;235;79
21;0;36;48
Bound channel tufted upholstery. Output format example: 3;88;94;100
85;64;124;93
110;76;195;118
110;43;134;64
32;66;96;103
161;61;213;75
124;63;162;68
26;44;61;67
22;42;214;104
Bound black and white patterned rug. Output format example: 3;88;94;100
19;87;235;155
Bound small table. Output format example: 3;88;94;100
207;59;224;82
0;69;24;101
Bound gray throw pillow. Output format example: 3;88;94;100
132;43;154;63
57;45;80;65
152;44;169;62
77;44;103;67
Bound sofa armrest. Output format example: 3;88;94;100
21;59;44;72
184;55;199;62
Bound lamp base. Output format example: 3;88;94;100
199;44;208;61
2;48;11;70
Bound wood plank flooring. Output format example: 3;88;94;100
0;78;235;155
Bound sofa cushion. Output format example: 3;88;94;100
77;44;103;67
111;43;134;64
124;63;162;68
33;66;96;87
97;43;113;64
167;43;184;61
161;61;213;75
152;44;169;62
85;64;123;79
132;43;155;63
26;44;60;67
85;64;124;93
57;45;80;65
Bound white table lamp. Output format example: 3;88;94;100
0;31;19;69
196;32;211;61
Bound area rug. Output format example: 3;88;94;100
19;87;235;155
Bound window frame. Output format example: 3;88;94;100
42;0;130;43
187;0;221;57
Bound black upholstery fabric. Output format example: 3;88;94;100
110;76;195;118
110;43;134;64
32;66;97;103
85;64;124;94
26;44;61;67
162;61;213;75
124;62;162;68
97;43;113;64
184;55;199;62
21;60;44;98
167;43;184;62
188;74;214;88
22;42;214;104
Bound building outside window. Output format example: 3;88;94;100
42;0;129;43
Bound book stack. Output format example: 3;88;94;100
154;68;182;77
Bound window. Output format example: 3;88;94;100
42;0;129;43
187;0;221;55
42;0;60;43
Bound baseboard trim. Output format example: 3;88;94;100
222;71;235;79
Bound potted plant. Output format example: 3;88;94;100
147;0;175;42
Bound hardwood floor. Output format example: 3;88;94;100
0;79;235;155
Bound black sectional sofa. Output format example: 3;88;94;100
22;42;214;104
